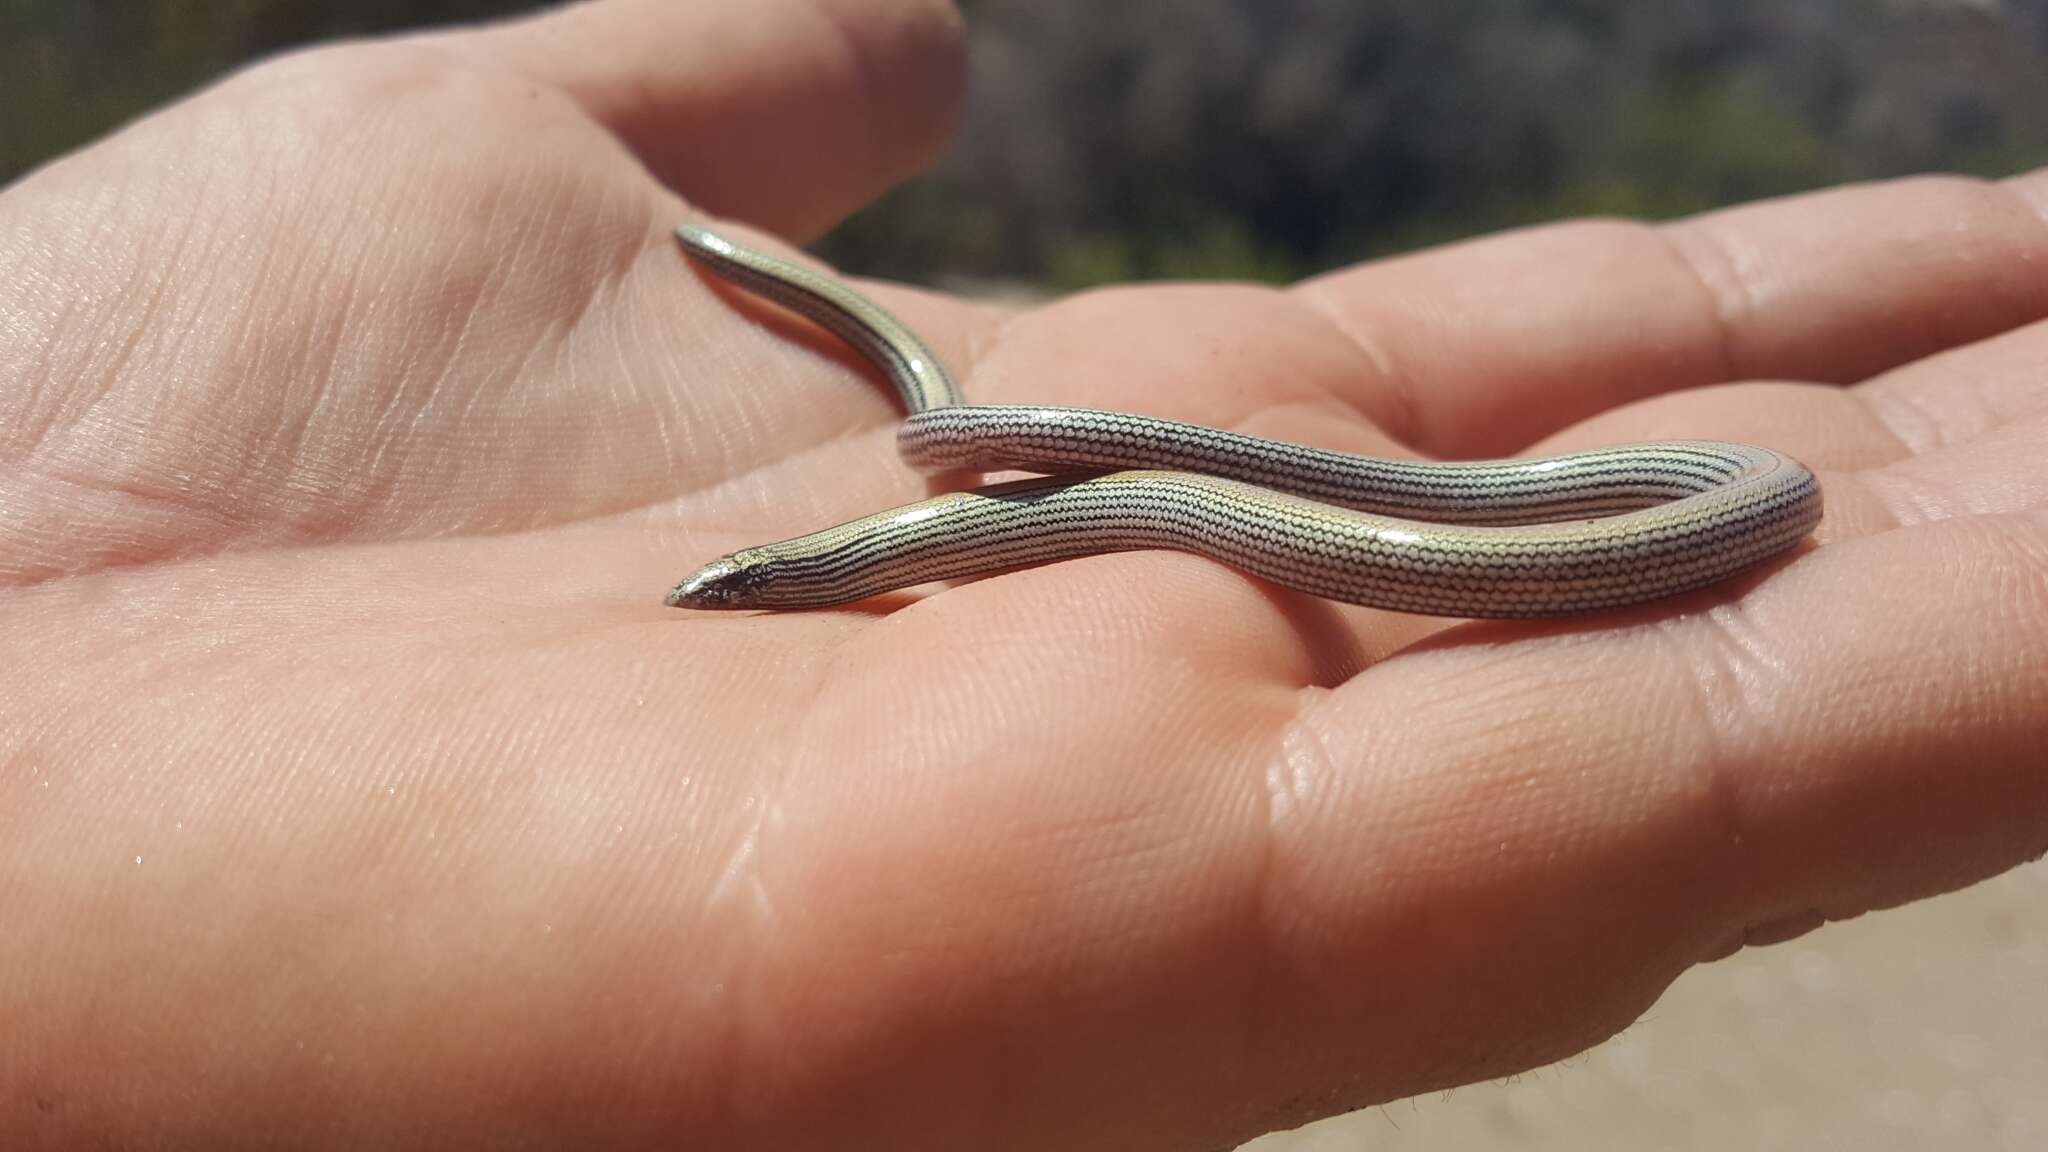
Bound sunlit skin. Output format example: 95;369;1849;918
3;1;2048;1149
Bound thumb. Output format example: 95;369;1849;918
472;0;968;242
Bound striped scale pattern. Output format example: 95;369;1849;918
669;226;1824;617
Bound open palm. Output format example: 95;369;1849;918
5;2;2047;1149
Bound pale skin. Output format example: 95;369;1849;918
3;0;2047;1148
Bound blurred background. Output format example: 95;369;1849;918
9;0;2048;291
5;1;2046;1148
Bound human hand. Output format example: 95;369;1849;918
4;2;2046;1149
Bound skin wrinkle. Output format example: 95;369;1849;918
1855;317;2048;452
223;631;661;870
1998;504;2048;602
387;169;571;530
1748;514;2048;920
1252;687;1341;1075
1860;461;1972;527
724;660;955;1147
1290;281;1429;454
2;473;245;584
987;705;1261;1139
1656;219;1750;387
1893;424;2048;525
216;107;299;373
1854;519;2037;839
1268;657;1678;1113
1842;176;2048;374
17;89;359;567
1764;387;1918;478
386;205;497;442
354;271;474;541
1297;217;1766;461
1237;578;1372;686
344;137;526;532
217;157;317;506
369;138;618;530
605;253;685;500
14;251;345;577
1405;647;1601;781
598;240;833;506
260;95;381;458
1808;471;1904;542
1855;374;1959;456
1652;599;1795;941
34;541;595;686
186;68;398;506
1324;622;1735;944
274;162;390;536
720;632;832;1115
24;157;213;476
0;235;85;456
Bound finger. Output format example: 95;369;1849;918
1539;302;2048;532
1258;505;2048;1123
1293;170;2048;458
472;0;968;242
1856;317;2048;455
1553;382;2048;544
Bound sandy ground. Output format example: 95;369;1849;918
1242;860;2046;1151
